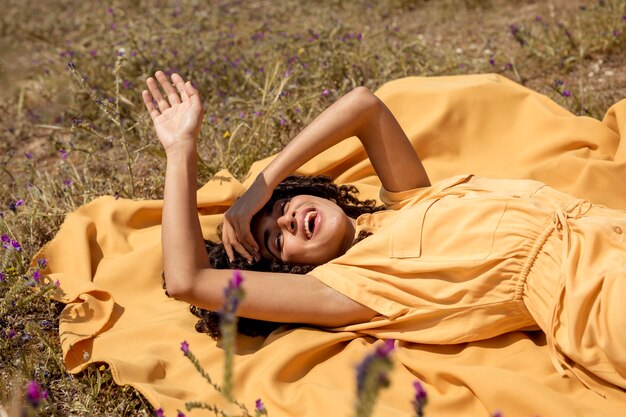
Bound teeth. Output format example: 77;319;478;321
304;211;316;239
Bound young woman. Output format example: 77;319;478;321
142;71;626;391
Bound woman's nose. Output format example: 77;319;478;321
277;211;297;234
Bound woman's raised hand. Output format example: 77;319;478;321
142;71;204;153
222;175;274;263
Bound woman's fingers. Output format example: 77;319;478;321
171;73;189;102
141;90;161;121
155;71;181;106
146;77;169;112
222;221;254;263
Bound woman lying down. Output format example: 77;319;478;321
142;71;626;392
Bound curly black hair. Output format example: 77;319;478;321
164;175;383;339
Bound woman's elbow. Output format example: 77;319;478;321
163;271;193;300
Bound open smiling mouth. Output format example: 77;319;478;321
304;210;317;239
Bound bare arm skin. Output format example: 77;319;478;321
223;86;430;261
143;72;377;327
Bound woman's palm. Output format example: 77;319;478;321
142;71;204;152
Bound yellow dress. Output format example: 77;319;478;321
310;174;626;390
38;75;626;416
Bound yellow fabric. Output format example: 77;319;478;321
310;174;626;391
37;74;626;416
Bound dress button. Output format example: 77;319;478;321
614;226;623;234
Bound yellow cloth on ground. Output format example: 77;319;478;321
38;74;626;417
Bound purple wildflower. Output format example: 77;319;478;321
256;399;265;411
25;381;45;407
90;50;98;57
489;58;495;66
37;258;48;269
622;15;626;22
375;339;395;357
0;272;4;282
322;89;330;96
562;90;571;97
279;116;287;126
231;270;243;289
504;63;513;71
8;329;15;339
8;202;16;212
107;7;114;15
122;79;132;89
155;408;164;417
54;279;60;287
33;270;41;282
180;340;189;354
64;179;72;188
25;152;33;159
613;29;622;37
15;199;23;207
177;411;186;417
412;380;428;417
1;234;8;243
59;149;68;159
10;240;22;252
239;111;246;118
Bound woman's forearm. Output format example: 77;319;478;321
260;86;429;193
162;143;209;295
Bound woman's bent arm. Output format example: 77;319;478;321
224;86;430;261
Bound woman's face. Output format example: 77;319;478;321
251;194;356;265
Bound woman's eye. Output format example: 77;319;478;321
280;199;289;215
276;233;283;252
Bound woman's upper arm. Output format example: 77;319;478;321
173;268;377;327
356;87;430;192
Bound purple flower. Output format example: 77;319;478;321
375;339;395;357
25;152;33;159
562;90;571;97
279;116;287;126
613;29;622;37
504;63;513;71
107;7;114;15
37;258;48;269
8;202;16;212
33;270;41;282
64;179;72;188
1;234;8;243
239;111;246;118
489;58;495;66
54;279;60;287
322;89;330;96
0;272;5;282
155;408;164;417
122;79;132;89
10;240;22;252
8;329;16;339
90;50;98;57
622;15;626;22
180;340;189;354
15;199;23;207
59;149;68;159
177;411;186;417
412;380;428;417
26;380;45;407
413;381;427;400
255;398;265;412
230;270;243;289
